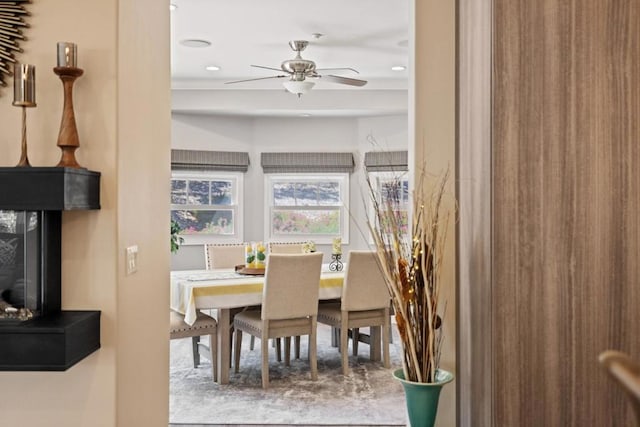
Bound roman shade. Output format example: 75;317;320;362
171;150;250;172
261;152;355;174
364;151;408;172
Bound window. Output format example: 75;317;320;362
171;171;243;244
368;172;410;242
265;174;349;244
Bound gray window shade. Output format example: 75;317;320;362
171;150;250;172
261;152;355;173
364;151;408;172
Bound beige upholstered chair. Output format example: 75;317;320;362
268;242;306;254
317;250;390;375
205;243;245;269
599;350;640;424
170;310;218;382
233;252;323;388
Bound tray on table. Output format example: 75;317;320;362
235;265;266;276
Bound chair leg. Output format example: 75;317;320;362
229;329;234;368
234;329;242;373
276;338;282;362
191;336;200;368
209;333;218;382
310;317;318;381
353;328;359;356
341;317;349;375
294;335;301;359
250;336;255;350
382;310;390;368
261;328;270;389
284;337;291;366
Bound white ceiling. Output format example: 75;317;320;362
170;0;409;117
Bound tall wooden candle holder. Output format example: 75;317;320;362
53;66;84;169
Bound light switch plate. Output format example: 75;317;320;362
126;245;138;275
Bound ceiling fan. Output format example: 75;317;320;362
225;40;368;97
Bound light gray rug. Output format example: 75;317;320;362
170;323;407;426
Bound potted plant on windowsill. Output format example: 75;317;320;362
367;167;454;427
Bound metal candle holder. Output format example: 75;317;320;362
329;253;343;272
54;42;84;168
12;63;36;167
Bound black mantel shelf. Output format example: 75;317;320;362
0;166;101;371
0;167;100;211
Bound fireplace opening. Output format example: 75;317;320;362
0;210;42;323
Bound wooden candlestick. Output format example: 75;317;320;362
53;66;84;168
16;106;30;167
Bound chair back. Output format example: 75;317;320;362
261;252;323;321
268;242;306;254
599;350;640;424
205;243;245;269
341;250;390;311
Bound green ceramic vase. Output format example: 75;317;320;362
393;368;454;427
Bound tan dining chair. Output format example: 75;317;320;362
599;350;640;424
268;241;306;254
205;242;252;355
233;252;323;389
317;250;390;375
205;243;246;269
170;309;218;382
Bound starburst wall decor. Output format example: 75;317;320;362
0;0;31;89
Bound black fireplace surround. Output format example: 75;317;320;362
0;167;101;371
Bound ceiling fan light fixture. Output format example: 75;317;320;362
283;80;315;95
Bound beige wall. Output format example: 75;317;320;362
0;1;452;426
0;1;170;426
411;1;457;426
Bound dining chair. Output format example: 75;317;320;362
170;309;218;382
205;242;263;364
268;241;306;254
204;243;245;269
317;250;390;375
233;252;323;388
599;350;640;424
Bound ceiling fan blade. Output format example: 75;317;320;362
225;75;288;84
251;64;286;72
321;74;368;87
315;67;360;74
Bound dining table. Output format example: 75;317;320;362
170;264;354;384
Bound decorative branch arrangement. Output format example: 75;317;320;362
367;167;452;383
0;0;31;89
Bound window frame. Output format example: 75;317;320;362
171;170;244;245
264;173;349;245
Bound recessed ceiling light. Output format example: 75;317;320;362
300;113;312;117
205;65;220;71
180;39;211;48
391;65;406;71
169;3;177;11
397;39;409;48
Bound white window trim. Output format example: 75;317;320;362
264;173;349;245
171;170;244;245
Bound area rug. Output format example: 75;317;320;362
170;323;407;426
